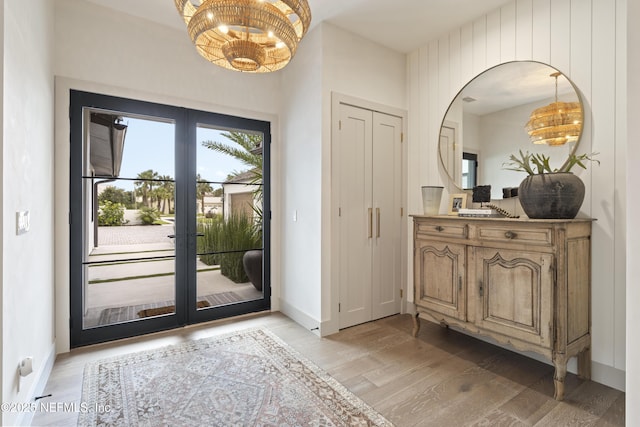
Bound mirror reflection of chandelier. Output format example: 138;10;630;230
525;72;583;146
174;0;311;73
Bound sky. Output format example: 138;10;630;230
113;116;248;191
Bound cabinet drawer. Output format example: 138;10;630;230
416;221;468;239
478;225;553;246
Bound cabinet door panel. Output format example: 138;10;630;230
415;240;466;321
474;248;553;348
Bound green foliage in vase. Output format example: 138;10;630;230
503;150;599;176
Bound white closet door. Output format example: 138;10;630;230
371;112;402;319
337;104;373;328
336;104;402;329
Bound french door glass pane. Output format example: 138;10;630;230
195;126;264;309
83;114;177;328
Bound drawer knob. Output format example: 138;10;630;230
435;226;444;232
504;231;517;239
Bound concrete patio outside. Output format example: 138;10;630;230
82;224;262;328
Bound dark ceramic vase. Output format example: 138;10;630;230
518;173;585;219
242;250;263;291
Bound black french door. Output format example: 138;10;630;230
69;90;270;347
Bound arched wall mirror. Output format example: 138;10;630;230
439;61;584;199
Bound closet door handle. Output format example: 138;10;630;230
368;208;373;238
376;208;381;238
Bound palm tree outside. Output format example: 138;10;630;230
158;176;174;214
134;169;159;208
196;174;213;215
201;131;263;175
202;131;263;223
200;131;265;289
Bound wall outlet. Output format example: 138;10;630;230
16;211;30;235
19;357;33;377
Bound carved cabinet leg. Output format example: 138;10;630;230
553;354;568;401
577;347;592;380
412;313;421;337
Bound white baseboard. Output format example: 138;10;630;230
592;361;625;392
278;298;322;336
15;342;56;427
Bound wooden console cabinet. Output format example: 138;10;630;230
412;215;592;400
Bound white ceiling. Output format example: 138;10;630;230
82;0;511;53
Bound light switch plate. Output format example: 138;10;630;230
16;211;30;235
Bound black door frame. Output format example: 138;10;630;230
69;90;271;347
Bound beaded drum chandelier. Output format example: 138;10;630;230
174;0;311;73
525;72;583;146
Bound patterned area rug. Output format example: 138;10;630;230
78;328;392;426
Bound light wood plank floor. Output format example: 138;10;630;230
31;312;624;426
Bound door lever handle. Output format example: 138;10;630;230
167;234;176;239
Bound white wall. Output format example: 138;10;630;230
278;22;406;334
0;0;4;412
2;1;56;425
322;24;407;111
53;0;282;351
278;26;324;330
322;24;406;332
407;0;626;391
54;0;280;114
626;0;638;422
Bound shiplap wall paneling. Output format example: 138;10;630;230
550;0;571;72
448;29;462;104
407;0;626;385
406;52;420;223
590;0;619;367
473;17;488;76
614;0;627;371
429;41;445;189
532;0;551;63
422;46;436;187
438;37;451;116
501;2;517;62
570;1;593;216
487;9;502;67
460;24;474;89
405;51;417;303
515;0;533;59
